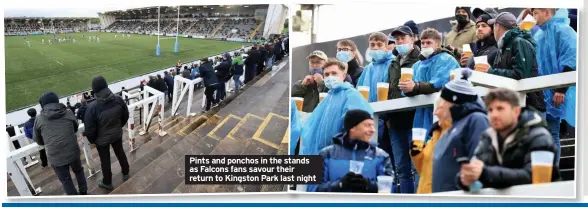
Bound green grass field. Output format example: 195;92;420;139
5;32;247;111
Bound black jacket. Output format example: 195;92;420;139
465;35;499;69
259;48;268;64
182;69;191;80
245;48;261;66
215;60;232;82
490;28;546;112
157;78;168;92
346;59;363;87
457;108;560;190
147;79;158;91
199;61;219;87
164;74;174;90
84;88;129;146
385;47;420;129
76;104;87;122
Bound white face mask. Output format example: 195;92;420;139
420;47;435;58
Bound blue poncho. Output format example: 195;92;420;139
299;82;373;155
534;9;577;126
290;100;302;155
357;53;394;102
411;51;459;132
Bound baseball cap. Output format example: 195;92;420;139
391;26;414;37
306;50;328;61
488;12;518;29
472;8;498;19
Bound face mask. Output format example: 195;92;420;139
369;49;387;62
421;47;435;58
336;51;353;63
309;69;322;75
455;14;469;25
396;44;411;55
324;75;342;89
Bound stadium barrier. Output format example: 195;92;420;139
295;70;576;194
172;76;203;117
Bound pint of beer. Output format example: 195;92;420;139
292;97;304;111
520;15;537;31
358;86;370;101
400;68;413;82
377;82;389;101
412;128;427;148
450;69;460;81
474;55;490;72
462;44;473;58
377;176;394;194
531;151;554;184
319;93;328;103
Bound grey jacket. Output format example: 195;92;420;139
33;103;80;167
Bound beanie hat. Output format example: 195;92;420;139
455;7;472;19
344;109;373;131
440;69;478;104
27;108;37;117
39;92;60;108
403;20;420;37
92;76;108;93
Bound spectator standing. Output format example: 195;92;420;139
164;71;174;103
34;92;87;195
84;76;130;190
76;99;88;123
532;8;577;165
463;8;499;68
245;45;261;84
157;74;168;94
258;44;268;75
232;52;245;93
335;40;364;87
291;51;328;112
199;58;219;111
457;88;561;190
444;7;478;59
273;39;283;63
215;53;232;103
313;110;393;193
431;70;489;193
266;43;274;69
24;108;48;167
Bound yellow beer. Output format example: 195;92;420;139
358;86;370;101
400;68;414;82
520;21;536;31
319;93;327;103
532;164;553;184
377;83;389;101
474;63;490;72
292;97;304;111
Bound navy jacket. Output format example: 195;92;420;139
164;74;174;90
311;133;393;192
84;88;129;146
24;117;35;139
199;61;219;87
432;100;489;193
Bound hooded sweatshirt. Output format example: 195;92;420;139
33;103;80;166
84;88;129;146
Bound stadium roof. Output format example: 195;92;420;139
4;17;92;20
99;5;268;18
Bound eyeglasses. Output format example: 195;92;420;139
336;48;352;52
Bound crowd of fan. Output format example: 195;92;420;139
5;20;88;34
290;7;576;194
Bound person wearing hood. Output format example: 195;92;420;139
257;44;268;74
410;95;451;194
34;92;87;195
404;20;421;49
24;108;48;167
84;76;130;190
291;51;329;113
215;53;232;103
299;58;373;157
357;32;396;103
401;28;459;135
244;45;261;84
476;12;547;130
311;109;393;193
76;99;88;123
156;74;168;94
463;8;499;68
532;8;577;165
200;58;219;111
232;52;245;93
164;71;174;103
457;88;560;190
430;69;489;192
444;7;478;59
383;25;422;193
335;40;364;87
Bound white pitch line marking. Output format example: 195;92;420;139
55;60;64;66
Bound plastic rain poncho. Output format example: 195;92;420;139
534;8;577;126
290;100;302;155
357;52;394;102
411;51;459;131
299;82;373;155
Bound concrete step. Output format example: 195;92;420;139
229;114;265;142
206;115;243;141
178;116;209;136
250;113;288;150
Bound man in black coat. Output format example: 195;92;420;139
215;54;232;103
199;58;219;111
257;45;268;75
156;74;168;94
463;8;499;68
273;39;283;62
84;76;130;190
163;71;174;103
244;45;261;84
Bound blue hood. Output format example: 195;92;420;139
357;53;394;102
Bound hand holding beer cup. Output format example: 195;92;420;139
292;97;304;111
531;151;554;184
411;128;427;149
357;86;370;101
450;69;460;81
319;92;327;103
461;44;473;60
399;80;415;93
474;56;490;72
520;14;537;31
400;68;414;82
376;82;389;101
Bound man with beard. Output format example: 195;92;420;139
462;8;499;68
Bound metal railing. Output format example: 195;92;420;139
172;76;203;117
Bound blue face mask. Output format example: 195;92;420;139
336;51;353;63
396;44;411;55
324;75;342;89
309;69;322;75
369;49;392;62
